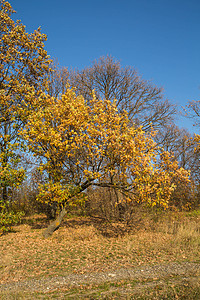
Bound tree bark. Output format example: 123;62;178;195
42;207;67;238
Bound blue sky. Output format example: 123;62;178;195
9;0;200;134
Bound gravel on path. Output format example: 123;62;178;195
0;261;199;293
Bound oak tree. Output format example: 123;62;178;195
23;87;190;237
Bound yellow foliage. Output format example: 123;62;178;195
0;0;51;199
22;87;190;209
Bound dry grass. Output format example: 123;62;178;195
1;211;200;287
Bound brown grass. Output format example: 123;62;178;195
1;211;200;286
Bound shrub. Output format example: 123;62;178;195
0;201;24;234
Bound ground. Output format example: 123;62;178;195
0;212;200;299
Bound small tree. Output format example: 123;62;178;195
22;87;190;237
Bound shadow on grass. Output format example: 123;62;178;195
17;212;145;237
62;217;131;237
21;214;49;229
60;215;144;237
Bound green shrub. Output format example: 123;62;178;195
0;201;24;234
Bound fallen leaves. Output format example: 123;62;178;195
1;215;199;285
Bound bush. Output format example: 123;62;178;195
0;201;24;234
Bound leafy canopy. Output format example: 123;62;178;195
0;0;51;202
22;87;190;209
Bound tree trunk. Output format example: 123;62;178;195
42;179;94;238
42;207;67;238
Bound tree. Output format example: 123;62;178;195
67;56;183;215
0;0;50;211
185;100;200;181
176;99;200;208
22;87;190;237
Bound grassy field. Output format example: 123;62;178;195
1;210;200;299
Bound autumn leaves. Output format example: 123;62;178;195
22;88;190;212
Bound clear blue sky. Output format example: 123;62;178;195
9;0;200;134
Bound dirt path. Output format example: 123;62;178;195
0;261;199;294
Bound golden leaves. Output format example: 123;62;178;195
23;87;191;209
0;0;51;198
